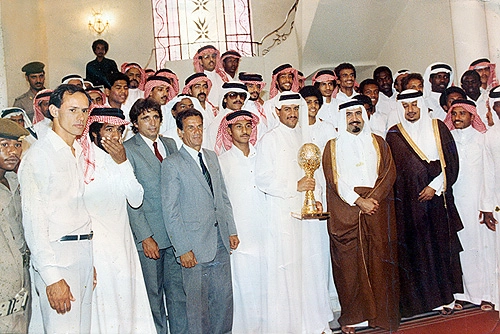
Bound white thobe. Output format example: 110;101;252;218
32;118;52;139
85;145;156;333
159;104;177;136
308;119;341;315
122;88;144;141
427;91;447;120
377;93;400;132
452;126;496;306
317;98;339;129
335;90;358;103
256;123;333;334
219;145;269;334
205;70;225;108
479;125;500;311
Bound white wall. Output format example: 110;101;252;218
2;0;495;104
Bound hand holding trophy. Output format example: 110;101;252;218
291;143;330;220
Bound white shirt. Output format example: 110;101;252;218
139;133;166;158
182;144;205;172
18;129;91;286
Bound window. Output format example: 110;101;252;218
152;0;253;68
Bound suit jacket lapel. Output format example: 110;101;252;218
134;134;160;170
179;147;213;196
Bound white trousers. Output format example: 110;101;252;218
32;240;93;334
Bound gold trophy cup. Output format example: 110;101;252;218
291;143;331;220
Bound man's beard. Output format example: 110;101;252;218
350;121;361;133
129;79;139;89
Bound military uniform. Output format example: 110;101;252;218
13;90;35;121
0;120;31;333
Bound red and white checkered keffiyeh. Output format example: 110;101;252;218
311;71;337;98
182;75;213;95
269;67;300;99
214;111;259;155
121;62;146;90
469;60;498;90
182;75;217;116
33;89;53;124
143;77;176;102
156;70;180;96
444;101;487;134
193;46;229;83
78;108;130;184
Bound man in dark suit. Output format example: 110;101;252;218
124;98;187;334
161;108;239;334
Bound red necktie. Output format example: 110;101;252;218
153;142;163;162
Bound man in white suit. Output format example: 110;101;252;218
161;108;239;334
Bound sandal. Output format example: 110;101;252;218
454;300;464;310
341;326;356;334
438;307;454;316
481;301;494;311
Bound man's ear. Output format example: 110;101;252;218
49;104;58;119
275;107;281;117
177;128;183;140
104;88;110;97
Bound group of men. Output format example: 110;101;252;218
2;39;500;334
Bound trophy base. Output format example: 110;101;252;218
291;212;331;220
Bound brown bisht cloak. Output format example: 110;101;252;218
385;119;463;318
322;134;400;331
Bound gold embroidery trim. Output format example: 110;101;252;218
432;119;447;192
396;123;430;163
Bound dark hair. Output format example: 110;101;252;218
401;73;424;90
175;108;204;130
89;122;125;149
105;72;130;89
359;79;379;94
299;85;323;109
129;98;163;134
353;94;373;107
48;84;91;120
461;70;481;83
92;39;109;53
373;66;392;80
334;63;356;79
439;86;467;107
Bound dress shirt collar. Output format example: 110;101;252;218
46;128;82;156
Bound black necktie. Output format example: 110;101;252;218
153;142;163;162
198;152;213;195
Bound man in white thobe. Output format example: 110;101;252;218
192;45;230;107
256;91;333;334
83;107;156;332
423;62;454;120
443;99;496;310
217;110;268;333
262;64;300;130
479;94;500;312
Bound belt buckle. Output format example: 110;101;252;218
12;288;29;314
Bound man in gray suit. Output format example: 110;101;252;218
124;98;187;334
161;108;239;334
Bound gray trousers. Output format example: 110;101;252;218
182;228;233;334
138;245;188;334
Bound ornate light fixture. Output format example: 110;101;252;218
88;9;109;35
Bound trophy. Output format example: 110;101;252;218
291;143;331;220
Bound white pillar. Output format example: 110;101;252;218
449;0;490;76
0;3;8;109
485;1;500;70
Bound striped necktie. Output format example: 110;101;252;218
198;152;213;195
